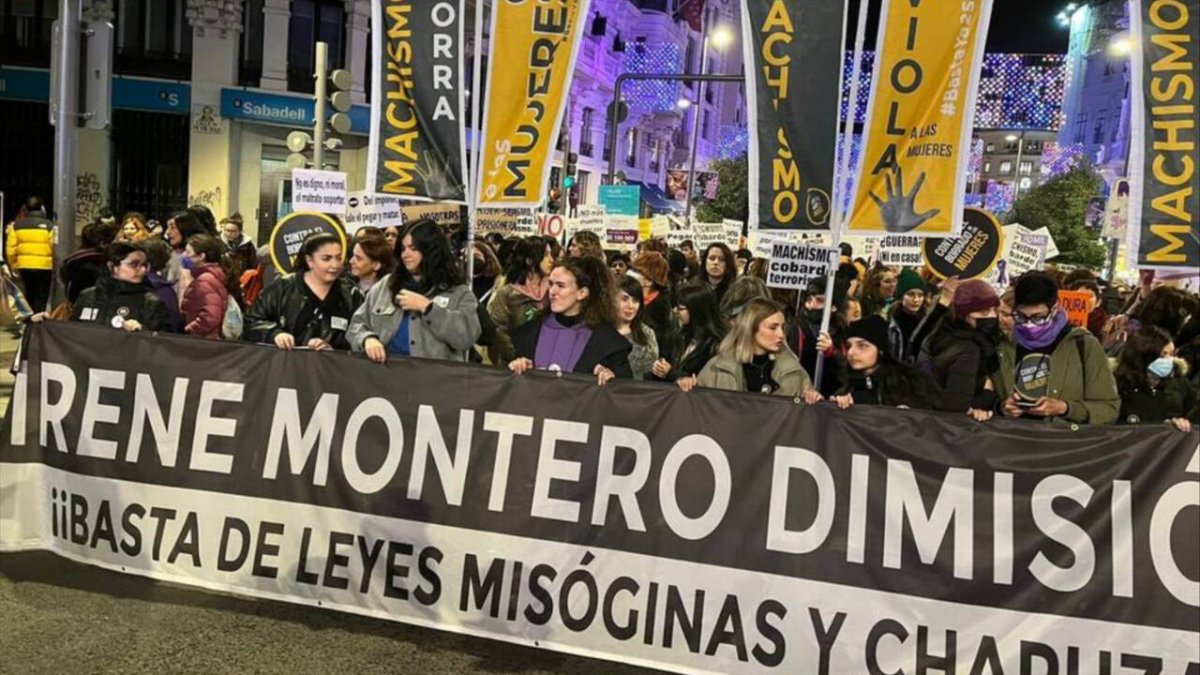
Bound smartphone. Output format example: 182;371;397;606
1016;398;1038;408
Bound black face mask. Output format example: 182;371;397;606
974;317;1000;336
805;308;824;324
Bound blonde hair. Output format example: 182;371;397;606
718;297;786;364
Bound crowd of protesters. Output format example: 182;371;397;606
4;194;1197;432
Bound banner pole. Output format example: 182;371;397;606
466;0;488;280
814;0;871;392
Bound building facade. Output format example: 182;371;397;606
0;0;738;238
1057;0;1131;185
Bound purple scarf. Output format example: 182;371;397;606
1014;308;1070;351
534;315;593;372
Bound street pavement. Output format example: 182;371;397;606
0;330;664;675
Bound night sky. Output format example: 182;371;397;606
845;0;1072;55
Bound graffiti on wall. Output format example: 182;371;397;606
189;186;223;211
75;172;103;223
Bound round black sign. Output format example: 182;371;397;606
921;208;1005;280
269;212;347;274
1014;353;1051;402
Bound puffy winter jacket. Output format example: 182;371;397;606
70;275;169;332
147;271;185;333
243;274;363;349
6;214;55;271
182;263;229;339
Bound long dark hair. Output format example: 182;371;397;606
505;236;549;285
187;233;242;298
837;345;943;409
617;274;651;346
293;232;343;273
1115;327;1173;393
676;283;726;347
169;210;208;250
388;218;464;298
701;243;737;289
556;256;617;328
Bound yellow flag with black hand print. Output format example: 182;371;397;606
846;0;993;237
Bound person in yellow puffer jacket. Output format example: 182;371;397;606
5;196;56;312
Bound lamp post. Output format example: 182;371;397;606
683;16;734;226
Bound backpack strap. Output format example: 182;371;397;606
1075;332;1087;391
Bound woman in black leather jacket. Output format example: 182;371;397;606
243;233;364;351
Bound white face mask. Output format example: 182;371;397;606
1147;356;1174;379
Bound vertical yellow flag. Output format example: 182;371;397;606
476;0;591;207
846;0;992;236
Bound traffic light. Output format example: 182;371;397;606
565;152;578;187
313;41;353;167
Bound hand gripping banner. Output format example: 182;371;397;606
475;0;591;207
1127;0;1199;269
739;0;845;230
2;324;1198;675
846;0;993;237
367;0;470;203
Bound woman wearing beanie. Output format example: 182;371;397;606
996;271;1119;424
632;251;681;360
885;268;933;362
831;315;943;410
918;279;1004;421
509;256;632;384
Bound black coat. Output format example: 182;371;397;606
70;276;170;332
1118;374;1197;424
243;274;363;349
919;322;1001;413
60;248;108;304
642;293;680;361
512;317;633;378
842;359;944;411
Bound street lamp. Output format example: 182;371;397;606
1109;33;1132;56
684;16;733;225
676;98;692;109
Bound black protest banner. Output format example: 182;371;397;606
268;212;348;274
921;208;1004;280
368;0;469;203
3;324;1198;674
740;0;843;230
1128;0;1199;269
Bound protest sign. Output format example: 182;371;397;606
1128;0;1198;269
921;208;1004;280
536;212;569;240
476;0;591;206
878;235;924;268
343;191;404;234
740;0;841;230
3;323;1197;675
292;169;348;215
766;243;837;290
400;201;462;227
666;229;697;249
475;208;537;237
1057;289;1095;328
575;205;605;234
267;211;347;273
368;0;469;203
847;0;993;236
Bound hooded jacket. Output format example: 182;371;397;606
182;263;229;339
919;319;1002;413
70;275;169;332
243;274;363;349
346;275;481;362
996;326;1120;425
697;347;813;397
60;248;107;304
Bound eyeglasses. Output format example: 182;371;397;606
1014;310;1054;326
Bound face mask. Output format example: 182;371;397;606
1014;310;1068;350
974;317;1000;335
805;308;824;324
1148;356;1174;379
180;256;196;271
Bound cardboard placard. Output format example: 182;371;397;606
878;235;924;268
921;208;1005;280
1057;290;1094;328
343;191;404;234
268;211;348;274
291;169;348;215
766;243;838;290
